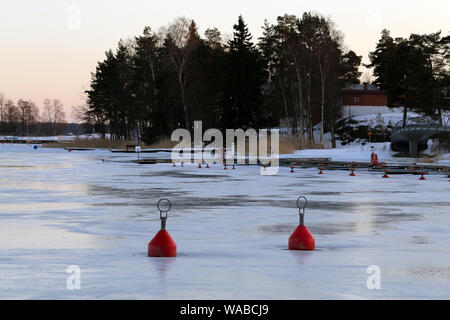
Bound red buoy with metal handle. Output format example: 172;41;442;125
289;196;315;251
148;198;177;257
418;172;427;180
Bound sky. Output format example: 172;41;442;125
1;0;449;122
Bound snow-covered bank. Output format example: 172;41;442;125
281;110;450;166
283;141;450;166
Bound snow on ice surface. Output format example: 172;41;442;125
0;144;449;299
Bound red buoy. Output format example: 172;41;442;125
148;199;177;258
318;167;324;174
288;196;315;251
419;172;426;180
349;168;356;176
290;166;295;173
148;230;177;257
198;163;202;168
289;225;315;250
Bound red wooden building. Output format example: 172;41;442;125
343;83;387;107
341;83;390;119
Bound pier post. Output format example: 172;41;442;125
409;141;418;156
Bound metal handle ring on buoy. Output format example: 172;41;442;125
296;196;307;226
157;198;171;230
148;198;177;257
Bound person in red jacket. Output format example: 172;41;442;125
370;146;379;166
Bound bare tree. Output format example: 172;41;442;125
17;99;39;136
71;105;91;135
42;99;66;135
163;17;193;128
17;99;28;136
361;70;374;84
43;98;53;123
311;17;340;143
71;105;88;123
4;100;19;134
54;100;66;135
0;92;4;134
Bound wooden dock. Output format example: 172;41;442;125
64;147;96;151
123;156;449;175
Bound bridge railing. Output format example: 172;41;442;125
394;116;443;128
392;116;449;136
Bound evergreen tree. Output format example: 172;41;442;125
220;15;268;129
368;30;449;125
133;27;161;141
84;14;365;145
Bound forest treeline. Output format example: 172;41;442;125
5;13;447;142
78;13;450;146
82;13;363;146
368;29;450;125
0;96;68;136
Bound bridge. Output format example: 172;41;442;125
391;116;450;155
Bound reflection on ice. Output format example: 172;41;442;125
0;221;109;250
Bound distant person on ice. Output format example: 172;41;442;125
370;146;379;167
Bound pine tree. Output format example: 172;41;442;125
220;15;267;129
133;27;162;142
368;30;448;125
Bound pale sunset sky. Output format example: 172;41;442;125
1;0;449;121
